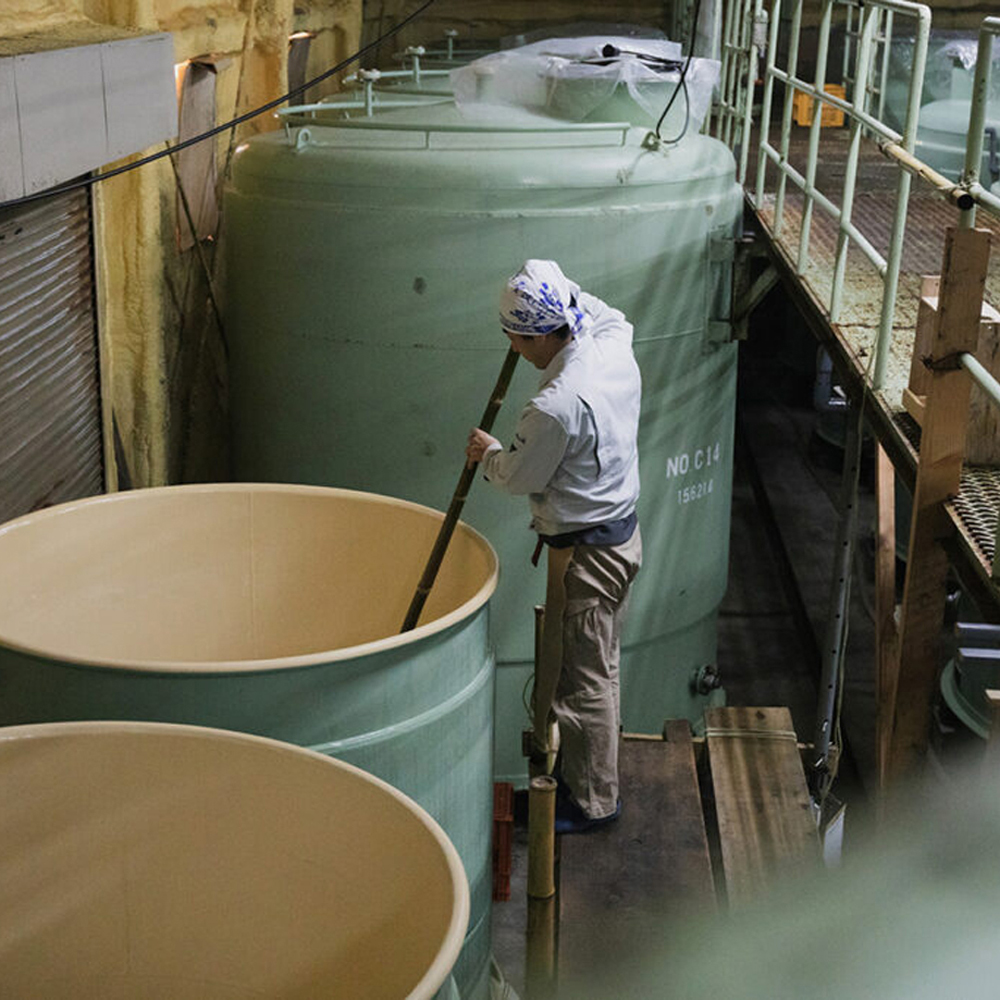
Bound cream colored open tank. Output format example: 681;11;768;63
0;720;468;999
0;484;496;999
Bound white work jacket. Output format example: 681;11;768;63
482;291;641;536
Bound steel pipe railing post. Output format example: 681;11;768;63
842;2;853;88
755;0;782;206
796;0;835;275
812;402;863;777
969;181;1000;217
829;4;877;323
872;4;930;390
722;0;745;147
877;10;894;125
961;18;1000;229
738;0;766;184
719;0;741;143
732;0;755;147
774;0;804;236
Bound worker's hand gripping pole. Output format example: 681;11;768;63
401;346;520;633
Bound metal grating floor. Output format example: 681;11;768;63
747;125;1000;600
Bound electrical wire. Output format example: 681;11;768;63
654;0;703;144
0;0;437;212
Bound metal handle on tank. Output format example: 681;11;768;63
400;346;519;633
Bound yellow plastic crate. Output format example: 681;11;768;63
793;84;846;127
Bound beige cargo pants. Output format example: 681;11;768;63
533;526;642;820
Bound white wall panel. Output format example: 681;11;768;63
16;45;107;195
0;60;23;202
102;34;177;161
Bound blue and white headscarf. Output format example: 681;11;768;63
499;259;587;336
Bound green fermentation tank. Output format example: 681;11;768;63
0;485;495;1000
223;100;741;796
914;98;1000;182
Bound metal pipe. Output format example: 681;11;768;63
769;69;902;145
755;0;782;207
774;0;804;236
960;351;1000;412
279;117;633;137
872;6;929;390
738;0;765;184
797;0;834;276
830;4;877;324
720;0;742;144
877;10;894;124
812;402;863;774
842;2;853;85
961;18;1000;228
968;181;1000;217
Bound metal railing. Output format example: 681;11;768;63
754;0;930;391
714;0;765;183
720;1;1000;576
841;0;894;123
960;16;1000;227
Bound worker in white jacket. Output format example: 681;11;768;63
466;259;642;833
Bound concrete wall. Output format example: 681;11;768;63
2;0;362;487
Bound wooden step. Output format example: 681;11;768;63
705;706;820;909
556;722;715;982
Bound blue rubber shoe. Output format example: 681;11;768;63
554;797;622;835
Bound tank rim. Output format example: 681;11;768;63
0;717;471;1000
0;482;499;675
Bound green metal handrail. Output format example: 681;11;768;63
720;1;1000;581
714;0;765;183
750;0;930;392
960;16;1000;228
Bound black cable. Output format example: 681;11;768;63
654;0;703;144
0;0;437;212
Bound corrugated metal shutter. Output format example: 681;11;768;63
0;187;104;522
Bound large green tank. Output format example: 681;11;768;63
0;484;495;1000
914;97;1000;182
223;99;741;792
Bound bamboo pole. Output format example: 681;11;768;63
525;896;559;1000
528;775;557;901
400;347;519;632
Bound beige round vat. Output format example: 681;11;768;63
0;721;469;999
0;484;497;999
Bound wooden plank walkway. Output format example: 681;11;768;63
706;706;821;909
556;723;714;989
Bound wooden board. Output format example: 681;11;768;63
556;724;714;987
890;227;992;780
906;276;1000;464
706;706;820;909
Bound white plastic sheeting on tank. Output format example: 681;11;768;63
451;37;719;132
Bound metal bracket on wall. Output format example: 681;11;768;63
731;236;778;341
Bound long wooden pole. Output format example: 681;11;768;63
401;347;520;633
